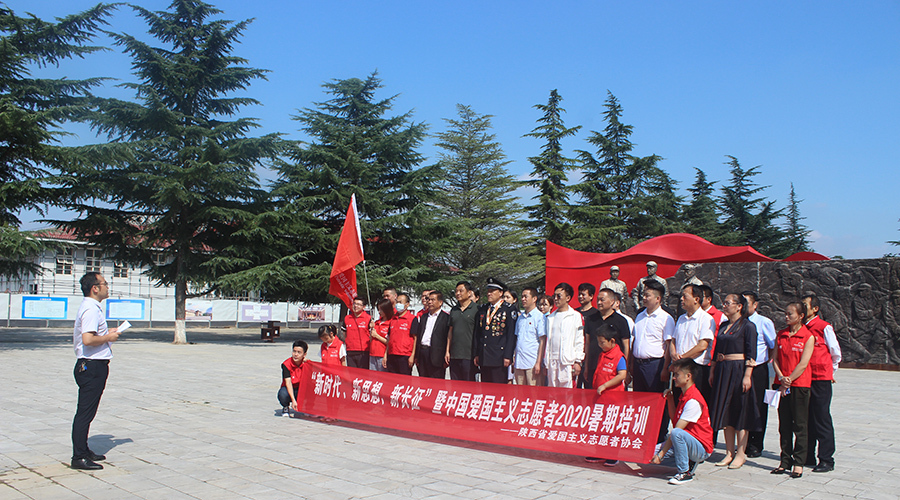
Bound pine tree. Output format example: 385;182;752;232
683;167;723;243
221;73;436;303
432;104;541;288
718;155;788;257
522;90;580;248
575;91;680;252
56;0;281;343
783;183;812;254
0;4;113;277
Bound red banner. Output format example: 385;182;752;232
298;362;666;463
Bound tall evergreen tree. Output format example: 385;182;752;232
683;167;723;243
522;89;580;248
57;0;280;343
575;91;681;252
432;104;541;288
783;182;812;254
718;155;788;257
220;73;437;303
0;4;113;277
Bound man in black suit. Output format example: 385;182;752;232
413;290;450;379
474;277;518;383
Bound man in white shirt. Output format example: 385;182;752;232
742;291;776;458
72;272;122;470
668;285;715;397
542;283;584;388
630;279;675;444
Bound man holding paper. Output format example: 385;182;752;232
71;272;123;470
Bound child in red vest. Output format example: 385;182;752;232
278;340;309;417
651;358;714;485
319;325;347;367
593;324;627;395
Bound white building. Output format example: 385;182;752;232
1;228;175;298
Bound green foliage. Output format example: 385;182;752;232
54;0;280;317
718;155;790;258
683;168;723;243
222;72;438;302
783;183;812;253
431;104;542;289
0;224;46;278
522;89;580;247
0;3;113;277
574;92;682;252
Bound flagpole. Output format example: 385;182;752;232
362;260;372;314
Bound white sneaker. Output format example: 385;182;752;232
668;471;693;485
282;407;290;417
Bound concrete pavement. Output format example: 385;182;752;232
1;327;898;499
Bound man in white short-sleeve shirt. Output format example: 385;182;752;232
71;272;122;470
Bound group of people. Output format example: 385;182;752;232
276;262;843;485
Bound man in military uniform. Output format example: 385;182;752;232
473;277;518;383
600;265;628;304
632;260;668;311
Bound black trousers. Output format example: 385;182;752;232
632;357;669;443
72;359;109;459
449;359;476;381
747;363;771;454
480;365;507;384
806;380;836;466
386;354;412;375
346;351;370;369
416;346;447;379
777;385;810;469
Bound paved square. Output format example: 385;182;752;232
1;327;898;499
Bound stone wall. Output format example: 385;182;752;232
662;258;900;366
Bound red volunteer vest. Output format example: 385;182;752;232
776;326;813;388
320;338;345;366
370;319;390;357
387;312;415;356
677;384;714;454
344;311;372;352
281;358;308;388
592;344;625;391
805;316;834;381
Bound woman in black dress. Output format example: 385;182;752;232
708;293;760;469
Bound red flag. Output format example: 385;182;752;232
329;194;365;308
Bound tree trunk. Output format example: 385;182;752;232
174;278;188;344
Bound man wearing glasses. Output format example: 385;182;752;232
71;272;122;470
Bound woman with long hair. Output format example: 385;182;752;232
708;293;760;469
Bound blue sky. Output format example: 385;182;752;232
15;0;900;258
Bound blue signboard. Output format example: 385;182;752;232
106;299;146;320
22;296;68;319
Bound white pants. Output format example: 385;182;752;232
546;360;574;388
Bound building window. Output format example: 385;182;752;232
56;248;74;275
153;252;168;267
113;262;128;278
85;249;101;273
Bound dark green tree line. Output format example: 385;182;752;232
55;0;280;343
0;3;114;278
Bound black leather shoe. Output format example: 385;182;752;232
87;450;106;461
745;448;762;458
71;458;103;470
813;463;834;473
